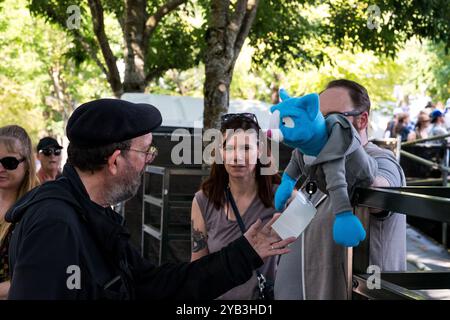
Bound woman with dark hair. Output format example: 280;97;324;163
0;125;39;299
190;113;283;300
394;113;414;142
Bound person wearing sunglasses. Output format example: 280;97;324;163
36;137;63;184
0;125;39;299
410;111;431;141
275;79;406;300
5;99;294;300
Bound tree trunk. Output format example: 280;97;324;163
203;26;235;129
87;0;187;96
123;0;148;93
203;0;260;130
270;72;283;104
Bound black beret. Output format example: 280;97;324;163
67;99;162;147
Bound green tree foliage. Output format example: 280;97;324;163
198;0;449;127
408;41;450;102
250;0;449;71
27;0;204;95
0;0;110;142
1;0;448;134
157;38;448;112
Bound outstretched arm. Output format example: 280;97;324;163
133;215;296;300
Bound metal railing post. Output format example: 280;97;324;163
396;136;402;162
159;168;170;265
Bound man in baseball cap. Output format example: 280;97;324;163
5;99;293;300
429;109;448;140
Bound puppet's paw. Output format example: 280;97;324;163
275;173;296;211
333;211;366;247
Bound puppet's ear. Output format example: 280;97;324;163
279;88;291;102
302;93;320;121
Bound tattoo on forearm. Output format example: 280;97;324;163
191;221;208;253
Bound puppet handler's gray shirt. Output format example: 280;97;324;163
274;142;406;300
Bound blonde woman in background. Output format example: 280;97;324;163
0;125;39;299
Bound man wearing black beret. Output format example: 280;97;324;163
5;99;294;300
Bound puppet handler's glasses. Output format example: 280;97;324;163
326;109;367;118
0;157;25;170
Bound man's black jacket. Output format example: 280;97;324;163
5;164;263;300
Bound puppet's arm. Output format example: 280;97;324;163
275;172;297;211
320;123;367;247
322;158;366;247
274;150;303;211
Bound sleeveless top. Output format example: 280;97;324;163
0;222;13;282
194;189;278;300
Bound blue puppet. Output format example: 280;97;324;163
268;89;378;247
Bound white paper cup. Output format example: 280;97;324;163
272;191;317;240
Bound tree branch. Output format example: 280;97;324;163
72;31;108;76
225;0;248;53
36;4;109;81
229;0;248;33
144;0;188;40
145;66;171;83
234;0;259;57
87;0;123;96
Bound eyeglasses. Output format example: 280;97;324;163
124;145;158;162
326;109;367;118
0;157;25;170
221;113;259;126
39;148;62;156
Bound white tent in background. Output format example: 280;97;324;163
121;93;400;139
121;93;273;129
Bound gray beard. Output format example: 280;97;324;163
104;165;143;205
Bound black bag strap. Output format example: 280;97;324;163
225;186;247;234
225;187;266;279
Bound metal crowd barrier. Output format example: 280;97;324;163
400;134;450;248
400;133;450;186
351;186;450;300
